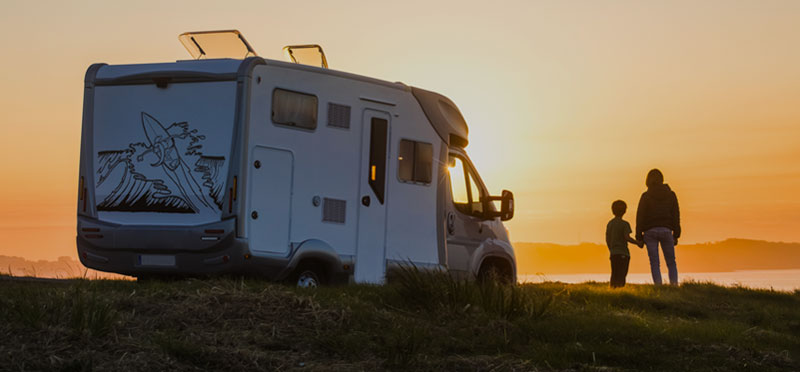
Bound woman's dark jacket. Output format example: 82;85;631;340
635;183;681;240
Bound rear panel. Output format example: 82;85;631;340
92;81;237;225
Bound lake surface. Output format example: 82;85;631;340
520;269;800;292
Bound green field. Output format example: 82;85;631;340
1;271;798;371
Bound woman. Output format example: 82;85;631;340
636;169;681;285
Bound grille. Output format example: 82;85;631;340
327;103;351;129
322;198;346;223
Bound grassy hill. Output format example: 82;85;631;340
515;239;800;275
1;272;798;371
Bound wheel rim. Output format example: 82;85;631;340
297;270;319;288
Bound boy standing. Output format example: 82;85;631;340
606;200;640;288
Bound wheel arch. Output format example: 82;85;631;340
472;239;517;282
284;239;346;283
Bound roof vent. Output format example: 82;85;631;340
327;103;351;129
322;198;346;224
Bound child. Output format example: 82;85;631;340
605;200;641;288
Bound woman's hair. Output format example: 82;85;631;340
646;168;664;188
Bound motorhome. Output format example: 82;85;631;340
76;31;517;285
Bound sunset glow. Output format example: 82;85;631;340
1;0;799;265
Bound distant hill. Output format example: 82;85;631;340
3;239;799;279
515;239;800;275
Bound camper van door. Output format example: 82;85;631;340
355;110;390;283
248;146;293;255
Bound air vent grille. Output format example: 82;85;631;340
327;103;351;129
322;198;346;223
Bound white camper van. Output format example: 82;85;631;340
77;31;516;285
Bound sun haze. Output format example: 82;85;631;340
0;0;799;261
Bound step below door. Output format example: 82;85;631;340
249;146;293;255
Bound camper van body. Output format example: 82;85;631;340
76;56;516;284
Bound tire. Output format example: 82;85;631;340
291;263;328;288
477;262;513;285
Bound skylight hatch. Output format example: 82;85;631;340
179;30;257;60
283;45;329;69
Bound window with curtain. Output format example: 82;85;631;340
271;88;318;130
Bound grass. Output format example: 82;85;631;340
0;273;798;371
1;279;117;337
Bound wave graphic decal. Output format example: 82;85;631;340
96;112;226;214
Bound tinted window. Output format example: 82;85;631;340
414;142;433;183
398;140;415;181
398;139;433;184
272;88;318;130
368;118;388;204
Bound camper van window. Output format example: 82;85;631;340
398;139;433;184
272;88;318;130
398;140;415;181
368;118;388;204
449;156;470;214
415;142;433;183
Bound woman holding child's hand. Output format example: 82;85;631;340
635;169;681;285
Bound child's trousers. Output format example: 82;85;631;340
610;254;630;288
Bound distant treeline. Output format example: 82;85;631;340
515;239;800;275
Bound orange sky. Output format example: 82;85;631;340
1;1;799;260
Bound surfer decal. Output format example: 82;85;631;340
96;112;226;214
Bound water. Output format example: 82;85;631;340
520;269;800;292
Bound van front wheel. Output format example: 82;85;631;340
477;259;514;285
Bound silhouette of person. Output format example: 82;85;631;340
636;169;681;285
606;200;640;288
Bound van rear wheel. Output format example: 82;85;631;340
291;263;328;288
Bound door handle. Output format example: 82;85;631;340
447;212;455;235
361;195;371;207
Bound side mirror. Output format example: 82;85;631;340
499;190;514;221
483;190;514;221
